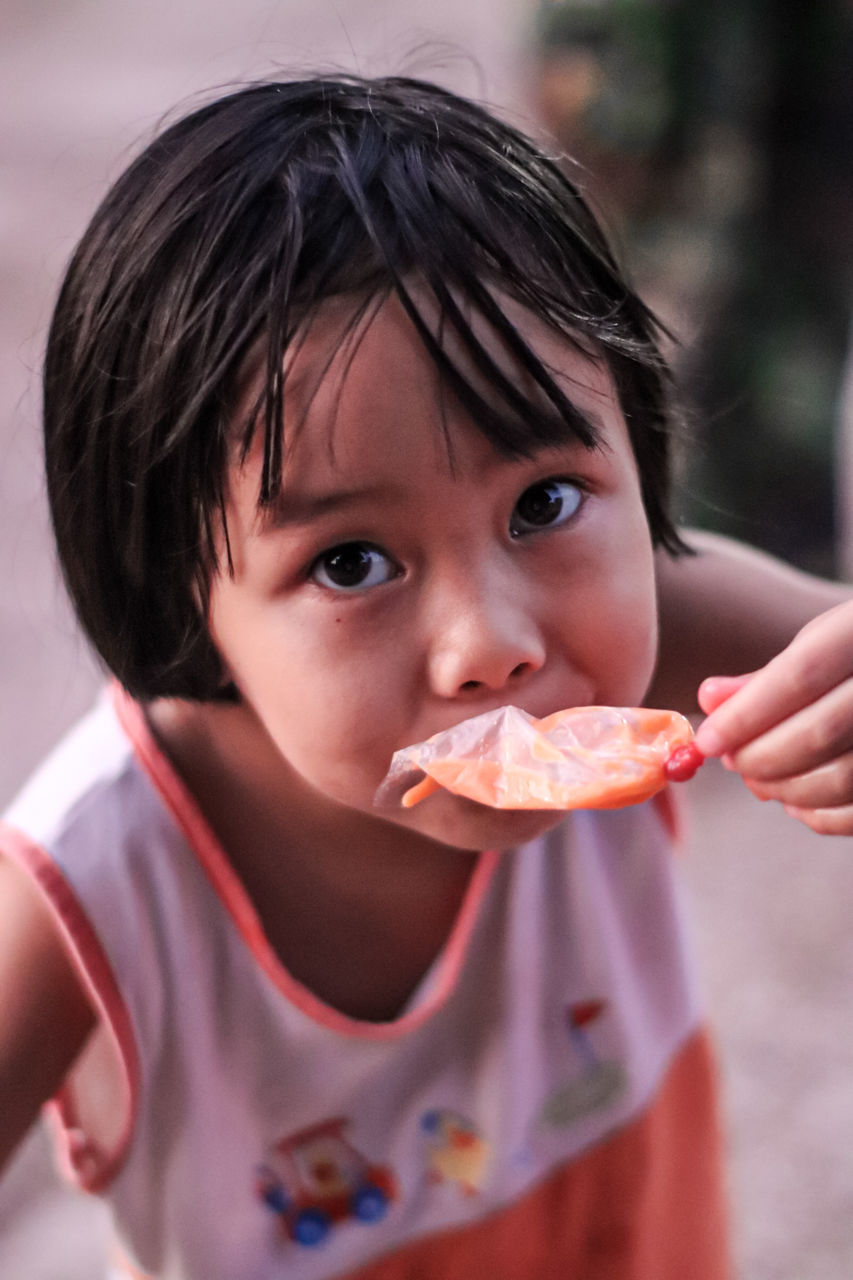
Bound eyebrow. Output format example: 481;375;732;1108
254;425;605;534
256;483;402;532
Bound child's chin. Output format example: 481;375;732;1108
408;795;570;852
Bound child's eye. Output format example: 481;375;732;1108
311;542;398;592
510;478;584;537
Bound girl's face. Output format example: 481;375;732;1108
207;293;658;852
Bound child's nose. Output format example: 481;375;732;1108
426;570;546;699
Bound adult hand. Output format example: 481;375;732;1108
693;600;853;835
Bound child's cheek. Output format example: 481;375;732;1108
264;656;410;797
623;584;660;704
577;518;657;704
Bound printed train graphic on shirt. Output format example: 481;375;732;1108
255;1118;398;1248
255;996;625;1249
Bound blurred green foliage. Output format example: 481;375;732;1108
536;0;853;572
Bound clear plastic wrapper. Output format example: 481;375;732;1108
376;705;700;812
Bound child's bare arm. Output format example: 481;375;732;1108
0;857;95;1174
654;529;853;833
651;529;851;714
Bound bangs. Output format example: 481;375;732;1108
45;74;684;702
243;273;604;514
240;81;649;509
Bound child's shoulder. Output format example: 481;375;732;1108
0;696;124;1176
3;686;143;849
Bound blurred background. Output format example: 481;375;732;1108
1;1;851;1276
535;0;853;578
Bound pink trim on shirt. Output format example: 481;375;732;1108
112;684;499;1041
109;1242;155;1279
0;822;139;1192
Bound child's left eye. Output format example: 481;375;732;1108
509;478;584;537
311;542;398;592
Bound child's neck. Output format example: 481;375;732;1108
147;697;479;1022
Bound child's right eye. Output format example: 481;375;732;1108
310;542;398;593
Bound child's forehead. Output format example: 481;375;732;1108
278;286;611;391
227;288;622;503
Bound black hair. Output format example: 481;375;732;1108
43;74;687;701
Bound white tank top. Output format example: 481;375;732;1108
1;686;728;1279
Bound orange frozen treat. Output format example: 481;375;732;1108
379;705;701;812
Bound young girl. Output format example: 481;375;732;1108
1;75;851;1279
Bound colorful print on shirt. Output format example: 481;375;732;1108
255;1118;398;1248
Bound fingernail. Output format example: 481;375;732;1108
694;722;725;757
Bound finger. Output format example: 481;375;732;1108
694;606;853;757
782;803;853;837
695;656;834;755
727;679;853;780
696;672;754;717
742;752;853;809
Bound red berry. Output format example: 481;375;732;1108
664;742;704;782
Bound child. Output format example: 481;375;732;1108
0;75;850;1279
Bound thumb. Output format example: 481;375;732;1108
696;671;755;716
